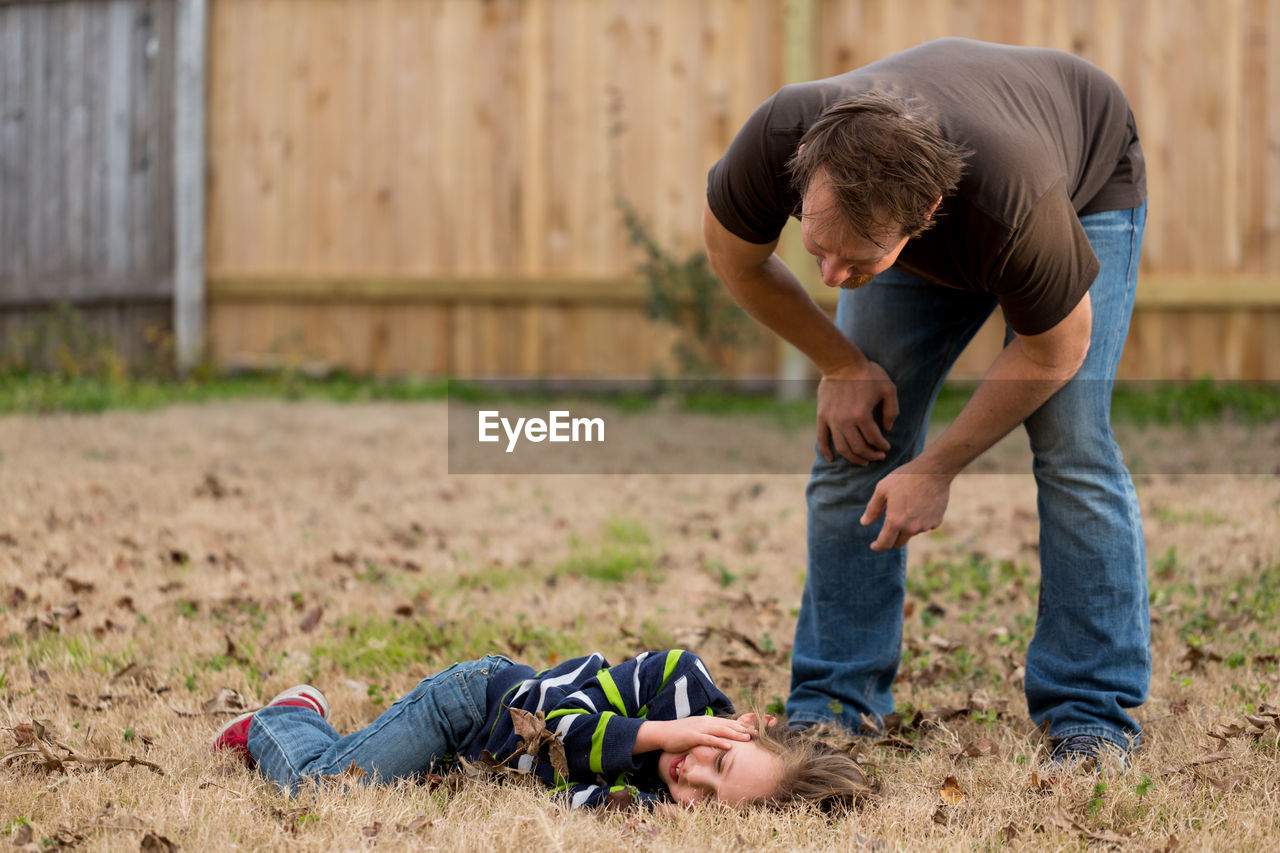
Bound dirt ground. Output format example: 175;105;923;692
1;400;1278;851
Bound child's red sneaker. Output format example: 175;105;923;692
212;685;330;760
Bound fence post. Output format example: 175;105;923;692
777;0;819;399
174;0;208;374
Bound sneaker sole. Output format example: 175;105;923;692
265;685;330;719
212;685;330;747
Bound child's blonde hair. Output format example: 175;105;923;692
746;714;874;811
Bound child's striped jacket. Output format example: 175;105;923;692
463;649;735;808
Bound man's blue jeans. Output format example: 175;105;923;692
247;656;514;793
787;203;1151;751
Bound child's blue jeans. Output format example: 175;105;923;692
787;202;1151;751
248;655;515;793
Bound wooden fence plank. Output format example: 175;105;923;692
174;0;208;371
24;4;48;279
0;4;29;283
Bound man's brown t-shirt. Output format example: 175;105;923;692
706;38;1146;335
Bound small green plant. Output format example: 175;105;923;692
705;559;739;588
616;196;760;377
1086;781;1108;817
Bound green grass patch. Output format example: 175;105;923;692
558;543;656;583
555;518;658;583
4;369;1276;428
0;370;450;414
312;612;583;679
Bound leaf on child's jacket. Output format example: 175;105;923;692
606;788;635;810
509;707;551;756
547;737;570;780
508;707;571;779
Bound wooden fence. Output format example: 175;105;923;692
0;0;206;369
203;0;1280;381
4;1;1277;380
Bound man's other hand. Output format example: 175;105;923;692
816;361;899;465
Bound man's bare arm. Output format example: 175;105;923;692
703;203;899;462
702;203;859;374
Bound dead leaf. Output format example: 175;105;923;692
1186;749;1232;767
200;689;247;715
931;805;951;825
606;788;635;810
1204;772;1245;795
620;817;661;840
361;822;382;838
1046;802;1131;845
322;760;368;787
64;578;95;594
927;634;961;652
939;775;965;805
509;708;549;754
1180;644;1222;671
139;832;178;852
196;472;231;499
395;814;433;833
966;690;1006;715
300;606;324;633
1029;771;1053;792
85;803;148;831
874;736;914;751
1245;713;1280;731
547;737;570;780
954;737;998;759
1001;822;1019;844
1159;833;1180;852
68;693;111;712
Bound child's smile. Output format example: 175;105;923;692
658;739;784;806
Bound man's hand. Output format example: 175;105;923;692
632;716;753;756
860;457;953;551
817;361;900;465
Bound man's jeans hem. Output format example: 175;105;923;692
1050;725;1141;753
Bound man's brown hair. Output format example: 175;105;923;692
788;91;969;246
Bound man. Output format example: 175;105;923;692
703;38;1150;765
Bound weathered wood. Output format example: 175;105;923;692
174;0;207;372
0;4;29;282
103;0;134;276
0;272;172;308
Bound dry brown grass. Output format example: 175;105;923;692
1;400;1278;851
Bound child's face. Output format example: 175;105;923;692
657;738;784;806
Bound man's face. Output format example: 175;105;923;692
800;172;912;290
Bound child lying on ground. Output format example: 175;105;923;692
214;649;868;810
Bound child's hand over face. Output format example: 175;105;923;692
633;715;753;756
